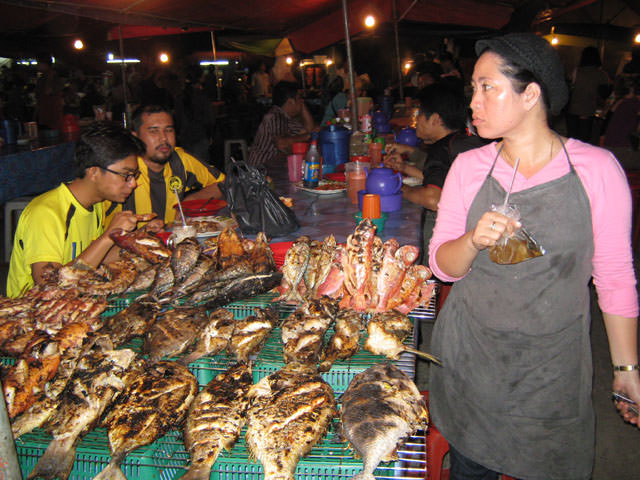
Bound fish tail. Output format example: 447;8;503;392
93;457;127;480
176;465;212;480
27;439;76;480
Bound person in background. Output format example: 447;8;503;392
34;58;64;131
103;105;225;226
7;122;146;297
249;81;315;170
602;76;640;148
566;46;610;143
428;33;639;479
439;51;463;80
384;81;486;265
251;62;272;100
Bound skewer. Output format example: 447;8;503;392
173;187;188;227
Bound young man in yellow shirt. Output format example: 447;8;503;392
103;105;225;226
7;122;146;297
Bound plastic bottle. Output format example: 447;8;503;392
303;140;321;188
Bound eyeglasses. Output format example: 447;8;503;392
100;166;141;182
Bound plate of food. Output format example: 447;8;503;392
174;198;227;217
169;215;237;239
296;180;347;195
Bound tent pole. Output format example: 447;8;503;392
0;385;23;479
210;31;221;101
342;0;358;128
392;0;404;100
118;25;130;127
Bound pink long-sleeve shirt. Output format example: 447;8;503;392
429;139;639;318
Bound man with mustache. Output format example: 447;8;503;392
103;104;225;226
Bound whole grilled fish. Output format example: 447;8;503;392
100;302;158;348
26;346;136;480
109;228;172;264
343;220;376;311
248;232;277;273
309;235;337;297
387;265;433;313
341;362;428;480
143;307;209;362
145;259;175;301
228;308;278;363
180;363;253;480
179;308;235;365
276;236;311;303
319;308;363;372
375;244;418;312
167;255;216;302
171;238;201;284
95;361;198;480
281;298;336;365
188;262;255;304
202;272;283;311
125;264;157;292
217;228;246;269
246;363;336;480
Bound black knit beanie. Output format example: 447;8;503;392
475;33;569;115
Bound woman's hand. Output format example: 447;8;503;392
613;370;640;427
470;211;520;251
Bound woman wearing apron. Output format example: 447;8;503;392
428;33;640;479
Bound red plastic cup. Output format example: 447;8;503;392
292;142;309;155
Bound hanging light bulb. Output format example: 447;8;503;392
364;15;376;28
159;52;170;63
73;39;84;50
285;56;293;65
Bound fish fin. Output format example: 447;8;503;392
402;347;442;365
27;438;76;480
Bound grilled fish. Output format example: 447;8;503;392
276;236;311;303
167;255;216;302
248;232;277;273
100;302;158;348
171;238;201;284
143;307;209;363
109;228;172;264
343;219;376;311
179;308;235;365
217;228;246;269
202;272;283;310
180;363;253;480
281;299;336;366
246;363;336;480
95;361;198;480
26;346;136;480
319;308;363;372
228;308;278;363
341;362;428;480
144;259;175;301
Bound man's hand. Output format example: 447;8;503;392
105;211;139;235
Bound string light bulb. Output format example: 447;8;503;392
73;39;84;50
285;56;293;65
364;15;376;28
159;52;169;63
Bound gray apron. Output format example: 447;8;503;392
429;143;595;480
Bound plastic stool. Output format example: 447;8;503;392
224;139;249;170
422;391;517;480
4;196;33;263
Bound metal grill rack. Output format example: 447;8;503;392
11;288;436;480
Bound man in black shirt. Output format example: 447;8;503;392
384;81;487;265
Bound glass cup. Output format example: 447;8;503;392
369;142;383;168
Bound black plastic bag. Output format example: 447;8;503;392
219;160;299;237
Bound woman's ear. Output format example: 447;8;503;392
523;82;542;111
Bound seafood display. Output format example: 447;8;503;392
181;363;253;480
246;363;337;480
27;345;136;480
100;302;158;348
95;361;198;480
57;258;138;296
277;220;434;313
179;308;235;366
109;228;172;264
341;363;428;480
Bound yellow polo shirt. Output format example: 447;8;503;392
7;184;104;297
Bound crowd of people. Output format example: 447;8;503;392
2;35;640;480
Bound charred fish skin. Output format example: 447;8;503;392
171;238;201;284
95;361;198;480
182;363;253;480
228;307;278;363
27;347;137;480
281;300;335;366
179;308;235;366
202;272;283;311
341;363;428;480
246;363;337;480
143;307;209;363
319;308;363;372
279;236;311;303
364;311;413;360
100;302;158;348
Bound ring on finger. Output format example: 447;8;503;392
490;221;496;230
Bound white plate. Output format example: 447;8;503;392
295;180;347;195
169;216;237;237
402;176;422;187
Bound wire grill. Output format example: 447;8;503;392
11;288;435;480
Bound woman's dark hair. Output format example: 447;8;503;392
75;121;145;178
492;52;552;119
327;76;345;97
418;80;467;131
579;46;602;68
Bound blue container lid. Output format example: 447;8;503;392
320;124;351;141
